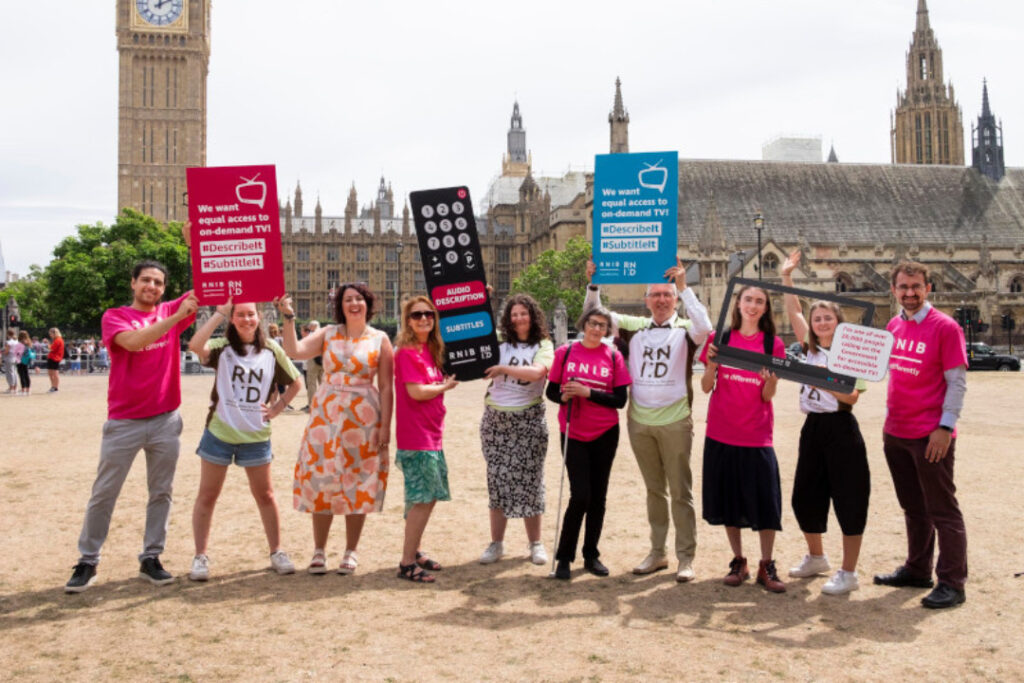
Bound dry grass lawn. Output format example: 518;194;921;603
1;371;1022;681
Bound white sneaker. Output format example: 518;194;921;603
822;569;860;595
189;554;210;582
675;561;696;583
632;551;669;575
270;550;296;575
479;541;504;564
788;554;831;578
528;542;548;565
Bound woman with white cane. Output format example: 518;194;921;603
545;306;630;580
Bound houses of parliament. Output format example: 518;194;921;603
117;0;1023;339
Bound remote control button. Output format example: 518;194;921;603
424;220;438;234
436;203;450;217
457;233;471;246
421;205;434;219
439;219;453;233
427;236;440;250
445;251;459;264
442;235;455;248
463;251;476;268
455;217;468;230
452;201;465;215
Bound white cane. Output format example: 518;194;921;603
548;392;573;578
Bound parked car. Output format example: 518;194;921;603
966;343;1020;372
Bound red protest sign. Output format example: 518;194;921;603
186;164;284;305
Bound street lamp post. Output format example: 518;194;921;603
394;239;404;321
753;210;764;281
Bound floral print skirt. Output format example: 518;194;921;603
480;402;548;518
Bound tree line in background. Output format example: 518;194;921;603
1;211;591;337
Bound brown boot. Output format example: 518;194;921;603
723;556;749;586
757;559;786;593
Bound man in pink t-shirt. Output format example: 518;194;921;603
874;261;968;610
65;260;197;593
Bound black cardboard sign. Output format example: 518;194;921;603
408;186;499;381
711;277;876;395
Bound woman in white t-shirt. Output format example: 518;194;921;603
477;294;554;567
781;250;870;596
186;300;302;581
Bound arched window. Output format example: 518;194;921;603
835;273;853;293
929;278;940;292
1010;276;1024;294
762;253;779;275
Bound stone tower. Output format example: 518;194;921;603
501;101;531;177
117;0;210;221
890;0;964;165
971;80;1005;182
609;77;629;154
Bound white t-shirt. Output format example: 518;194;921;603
798;347;867;414
486;338;554;409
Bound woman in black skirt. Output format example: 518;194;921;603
699;285;788;592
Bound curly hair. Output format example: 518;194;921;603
499;294;549;345
729;285;776;337
333;282;377;326
395;296;445;369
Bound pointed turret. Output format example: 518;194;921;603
294;181;303;218
972;79;1005;182
916;0;930;34
502;100;530;177
314;195;322;234
609;77;630;154
827;144;839;163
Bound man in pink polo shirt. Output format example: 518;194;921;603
873;261;968;609
65;260;197;593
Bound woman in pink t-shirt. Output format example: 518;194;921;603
394;296;458;583
699;284;787;593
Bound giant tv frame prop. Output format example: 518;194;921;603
712;278;875;395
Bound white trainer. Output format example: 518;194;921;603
822;569;860;595
479;541;504;564
189;554;210;582
632;552;669;575
528;542;548;565
675;561;696;583
270;550;296;575
788;554;831;578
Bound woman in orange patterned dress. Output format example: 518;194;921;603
276;283;394;575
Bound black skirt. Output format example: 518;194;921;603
701;436;782;531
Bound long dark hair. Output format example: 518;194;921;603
333;282;377;325
226;303;266;356
396;296;445;369
729;285;776;337
499;294;549;346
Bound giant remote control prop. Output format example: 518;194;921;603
409;186;499;381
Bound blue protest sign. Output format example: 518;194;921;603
592;151;678;284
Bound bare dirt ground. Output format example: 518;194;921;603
1;371;1022;681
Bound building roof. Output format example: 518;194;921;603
678;160;1024;246
480;171;587;212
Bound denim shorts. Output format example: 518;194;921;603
196;429;273;467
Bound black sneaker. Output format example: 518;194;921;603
139;557;174;586
64;562;97;593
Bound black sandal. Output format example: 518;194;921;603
416;551;442;571
398;562;435;583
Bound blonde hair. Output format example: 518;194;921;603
395;296;445;369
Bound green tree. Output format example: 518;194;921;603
43;209;189;334
510;235;592;324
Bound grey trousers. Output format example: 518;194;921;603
77;410;183;565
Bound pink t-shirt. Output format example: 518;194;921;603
102;293;195;420
700;330;786;448
548;342;631;442
394;344;446;451
885;308;968;439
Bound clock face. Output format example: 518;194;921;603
136;0;184;26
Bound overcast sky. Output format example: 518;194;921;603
1;0;1020;277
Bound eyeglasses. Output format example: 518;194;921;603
585;319;608;330
409;310;436;321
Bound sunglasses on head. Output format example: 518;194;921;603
409;310;435;321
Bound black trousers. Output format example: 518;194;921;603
555;425;618;563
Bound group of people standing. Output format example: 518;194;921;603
4;327;65;395
63;249;969;610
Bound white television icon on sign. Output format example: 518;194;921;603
236;173;267;209
638;161;668;193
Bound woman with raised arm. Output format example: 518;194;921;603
279;283;394;576
393;296;458;583
187;299;302;581
781;249;870;595
478;294;554;566
699;284;788;592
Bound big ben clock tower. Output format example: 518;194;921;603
117;0;210;222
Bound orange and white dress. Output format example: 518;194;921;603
293;325;388;514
